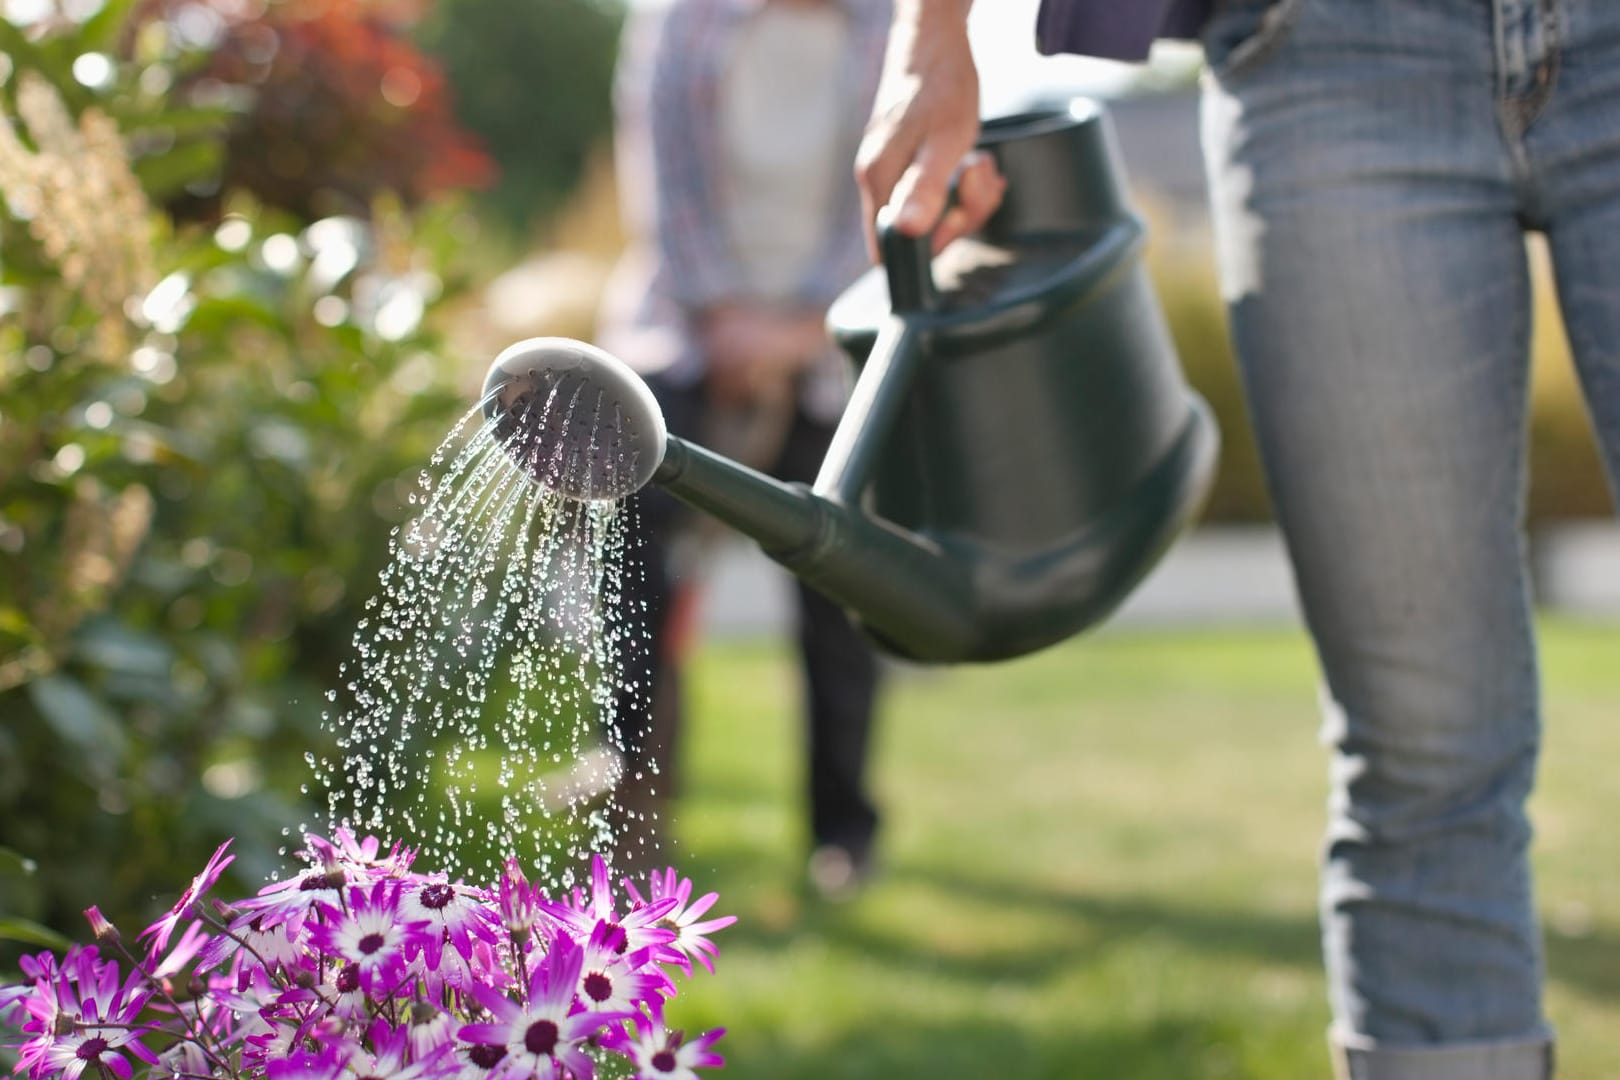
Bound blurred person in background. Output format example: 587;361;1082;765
597;0;893;899
855;0;1619;1077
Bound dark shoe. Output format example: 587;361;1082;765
806;843;873;903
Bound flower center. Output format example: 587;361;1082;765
420;884;455;910
603;922;629;955
336;963;362;993
299;874;328;892
468;1045;506;1070
357;932;386;955
582;972;612;1003
523;1019;559;1057
76;1038;110;1061
651;1050;678;1073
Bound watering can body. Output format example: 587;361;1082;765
653;101;1218;662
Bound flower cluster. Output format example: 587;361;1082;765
0;832;734;1080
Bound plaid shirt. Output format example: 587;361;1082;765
597;0;891;382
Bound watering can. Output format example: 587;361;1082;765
482;101;1218;663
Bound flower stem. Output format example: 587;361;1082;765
109;939;234;1076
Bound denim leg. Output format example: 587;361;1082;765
1529;4;1620;498
1201;1;1551;1068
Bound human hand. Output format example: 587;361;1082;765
854;0;1005;259
701;304;827;407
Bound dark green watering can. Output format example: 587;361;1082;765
482;101;1218;663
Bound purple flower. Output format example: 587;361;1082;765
232;870;343;937
210;967;288;1071
239;1016;304;1075
306;829;416;880
539;857;678;961
624;870;738;977
305;880;433;996
319;961;374;1021
416;934;508;1000
8;949;71;1044
496;859;540;947
151;1039;212;1080
346;1019;459;1080
398;878;500;971
448;1041;508;1080
263;1039;354;1080
81;908;118;947
195;909;306;976
233;829;405;939
0;837;735;1080
458;934;628;1080
11;949;160;1080
407;1004;459;1059
574;922;672;1016
605;999;724;1080
147;921;211;983
0;982;31;1026
140;839;234;955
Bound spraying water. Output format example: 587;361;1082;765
309;372;657;888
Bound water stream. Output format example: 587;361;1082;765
308;394;652;889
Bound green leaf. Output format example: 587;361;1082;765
124;106;232;140
76;0;139;53
132;139;224;202
0;848;44;924
0;847;38;880
74;618;174;678
26;674;128;762
0;21;58;87
0;918;72;951
0;605;33;637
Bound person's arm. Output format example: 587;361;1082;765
853;0;1004;258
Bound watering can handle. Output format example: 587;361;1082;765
876;205;940;314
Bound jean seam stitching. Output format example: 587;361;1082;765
1207;0;1307;81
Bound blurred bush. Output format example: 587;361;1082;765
413;0;621;236
167;0;496;221
1145;223;1615;524
0;0;488;956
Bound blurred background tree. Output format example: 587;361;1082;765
162;0;499;222
413;0;621;240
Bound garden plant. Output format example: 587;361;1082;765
0;830;733;1080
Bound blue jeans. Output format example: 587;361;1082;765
1200;1;1620;1076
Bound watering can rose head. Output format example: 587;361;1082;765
0;830;734;1080
481;338;668;502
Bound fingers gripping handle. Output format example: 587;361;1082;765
876;204;939;315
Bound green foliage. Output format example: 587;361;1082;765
413;0;623;236
0;4;483;957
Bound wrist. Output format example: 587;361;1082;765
895;0;973;28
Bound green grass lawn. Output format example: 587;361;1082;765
651;620;1620;1079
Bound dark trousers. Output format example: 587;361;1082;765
610;378;882;857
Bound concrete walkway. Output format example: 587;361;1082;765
693;524;1620;639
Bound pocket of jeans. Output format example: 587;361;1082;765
1201;0;1306;80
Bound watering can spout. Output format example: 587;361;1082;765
481;338;984;660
